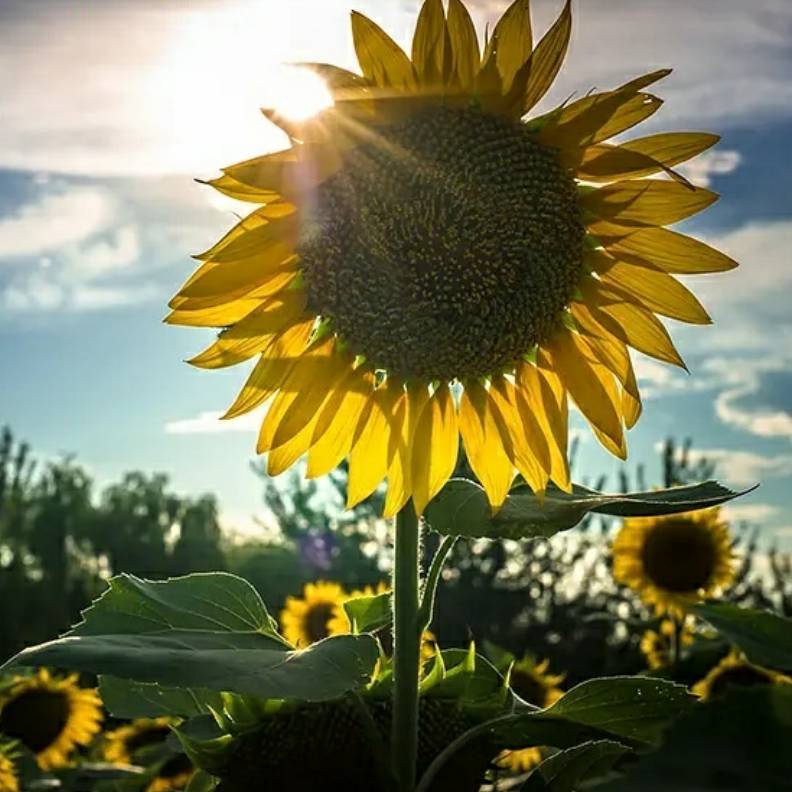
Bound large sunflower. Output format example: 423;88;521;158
168;0;735;515
497;657;564;773
0;744;18;792
613;508;735;616
692;650;792;702
0;670;103;771
280;580;350;648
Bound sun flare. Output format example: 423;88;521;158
264;66;334;122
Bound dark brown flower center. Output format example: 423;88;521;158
708;665;776;699
0;689;70;753
305;603;335;643
510;668;551;707
641;519;718;593
298;106;584;381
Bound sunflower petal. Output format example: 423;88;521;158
620;132;719;168
164;297;263;328
458;380;515;510
545;328;625;452
203;173;278;204
266;412;321;476
593;256;711;325
351;12;415;89
347;381;402;508
583;180;718;227
486;0;532;91
447;0;480;90
222;320;314;420
412;0;448;86
597;226;738;274
411;383;459;515
522;0;572;112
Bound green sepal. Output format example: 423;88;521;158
173;716;236;777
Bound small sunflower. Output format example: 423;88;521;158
168;0;735;516
0;670;103;771
692;650;792;702
613;508;735;616
280;580;349;648
640;618;695;670
497;657;564;773
0;744;19;792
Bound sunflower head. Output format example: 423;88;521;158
613;508;735;616
169;0;736;515
279;580;349;648
639;618;695;670
0;744;19;792
497;656;564;772
692;651;792;702
0;670;103;771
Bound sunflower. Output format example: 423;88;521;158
640;617;695;669
0;744;19;792
0;670;103;771
497;657;564;773
613;508;735;616
280;580;349;648
692;650;792;702
168;0;735;516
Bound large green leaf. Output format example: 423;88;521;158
98;676;225;719
425;478;748;539
416;677;690;791
522;740;630;792
693;601;792;673
343;591;391;634
2;572;379;703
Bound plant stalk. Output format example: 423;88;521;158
392;502;421;792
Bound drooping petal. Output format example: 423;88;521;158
446;0;480;90
596;226;738;274
351;11;416;89
410;383;459;515
522;0;572;112
266;411;322;476
583;180;718;228
222;319;314;419
458;380;515;509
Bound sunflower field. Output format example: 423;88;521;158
2;1;792;790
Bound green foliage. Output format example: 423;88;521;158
344;591;392;634
522;740;630;791
425;478;748;540
98;677;224;719
693;601;792;672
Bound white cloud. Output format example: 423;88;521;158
676;150;742;187
664;444;792;486
721;503;780;524
716;382;792;440
165;409;263;435
0;188;114;257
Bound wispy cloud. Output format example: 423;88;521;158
676;150;742;188
721;503;780;524
165;409;262;435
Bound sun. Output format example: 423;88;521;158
264;66;334;122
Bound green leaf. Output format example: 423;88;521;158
186;770;219;792
98;676;225;719
343;591;391;634
522;740;630;792
600;686;792;791
692;601;792;672
425;478;749;539
2;572;379;702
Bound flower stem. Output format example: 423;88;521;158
392;502;421;792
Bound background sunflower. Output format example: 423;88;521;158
168;0;736;516
613;508;735;615
0;669;103;771
279;580;349;647
640;618;695;670
0;744;18;792
693;650;792;702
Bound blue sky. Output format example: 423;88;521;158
1;0;791;542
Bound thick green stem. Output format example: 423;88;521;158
392;502;421;792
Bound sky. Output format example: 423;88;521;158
1;0;791;543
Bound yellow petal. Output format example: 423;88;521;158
188;291;307;369
412;0;450;86
410;383;459;515
222;319;314;420
579;281;686;369
583;180;718;227
447;0;480;90
384;384;430;518
458;380;515;510
620;132;720;169
486;0;532;92
522;0;572;112
164;297;263;328
266;411;321;476
516;362;571;492
203;173;278;204
489;376;549;495
347;381;402;508
306;369;375;479
351;12;415;89
545;328;624;452
257;336;344;453
597;226;737;274
594;257;711;325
